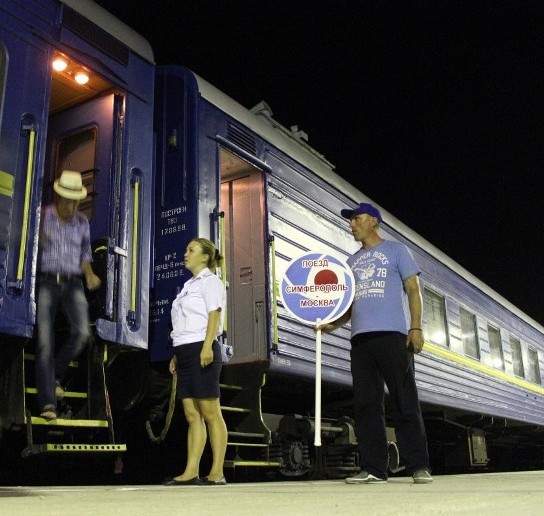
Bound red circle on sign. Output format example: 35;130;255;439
314;269;338;285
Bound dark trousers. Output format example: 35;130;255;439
350;331;430;478
36;274;90;410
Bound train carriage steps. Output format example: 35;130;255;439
218;366;361;479
219;366;281;471
19;337;126;460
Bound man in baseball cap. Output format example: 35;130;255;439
321;198;432;485
340;202;382;223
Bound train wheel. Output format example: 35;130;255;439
279;440;310;477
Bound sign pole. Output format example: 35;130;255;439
279;251;355;460
314;318;322;447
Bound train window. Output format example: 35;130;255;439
423;288;449;347
527;348;541;385
487;324;504;370
460;307;480;360
510;336;525;378
55;128;97;221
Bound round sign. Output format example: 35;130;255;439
281;251;355;324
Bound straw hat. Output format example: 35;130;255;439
53;170;87;200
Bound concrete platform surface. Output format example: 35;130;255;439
1;471;543;516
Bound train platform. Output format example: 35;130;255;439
1;471;542;515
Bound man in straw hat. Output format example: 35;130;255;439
36;170;101;420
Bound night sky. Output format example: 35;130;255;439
95;0;543;326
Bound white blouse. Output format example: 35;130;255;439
170;268;226;346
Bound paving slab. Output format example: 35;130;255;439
1;471;543;516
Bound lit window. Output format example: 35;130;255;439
460;307;479;360
487;325;504;370
510;336;525;378
527;348;541;385
424;288;449;347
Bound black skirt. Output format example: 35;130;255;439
173;340;222;399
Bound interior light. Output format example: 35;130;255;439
491;357;504;369
430;330;446;345
74;70;90;85
52;55;69;72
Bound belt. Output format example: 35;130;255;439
39;272;82;284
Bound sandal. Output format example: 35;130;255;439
40;405;57;420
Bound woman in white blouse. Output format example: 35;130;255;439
163;238;228;486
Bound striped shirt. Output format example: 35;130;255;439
38;204;93;275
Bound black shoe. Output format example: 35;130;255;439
201;476;227;485
162;476;201;486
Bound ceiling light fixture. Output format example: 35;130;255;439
74;69;90;85
52;54;69;72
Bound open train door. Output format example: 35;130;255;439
220;148;268;363
45;93;121;319
44;68;152;349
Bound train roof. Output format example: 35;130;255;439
60;0;155;64
194;70;544;336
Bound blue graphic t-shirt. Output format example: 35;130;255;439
347;240;420;337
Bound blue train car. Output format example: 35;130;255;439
0;0;155;478
0;0;154;347
149;65;544;475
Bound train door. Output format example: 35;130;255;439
219;148;268;362
42;47;152;349
45;89;120;321
0;18;51;337
45;95;118;240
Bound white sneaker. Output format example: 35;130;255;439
412;469;433;484
345;471;387;484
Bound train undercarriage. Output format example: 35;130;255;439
2;336;544;484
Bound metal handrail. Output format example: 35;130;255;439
17;128;36;281
130;176;140;315
218;211;228;332
270;235;279;345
